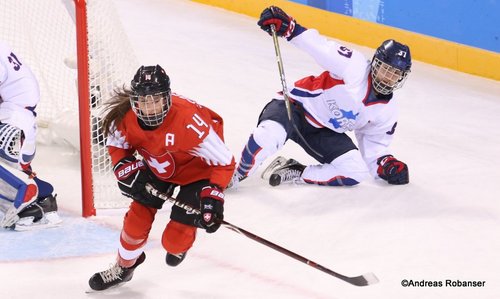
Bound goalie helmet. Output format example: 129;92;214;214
371;39;412;95
0;122;22;163
130;65;171;127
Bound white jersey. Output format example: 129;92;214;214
288;29;398;176
0;41;40;166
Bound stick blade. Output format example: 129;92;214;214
347;272;379;286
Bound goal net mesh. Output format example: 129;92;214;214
0;0;139;209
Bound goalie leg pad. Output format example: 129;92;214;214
0;163;38;208
0;162;38;228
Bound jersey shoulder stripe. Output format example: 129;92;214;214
291;71;344;98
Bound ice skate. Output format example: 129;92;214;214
88;252;146;291
166;251;187;267
268;158;306;186
260;156;288;180
226;171;246;189
14;194;62;231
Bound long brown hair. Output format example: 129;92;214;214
101;87;133;138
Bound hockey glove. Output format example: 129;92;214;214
258;6;296;39
377;155;409;185
113;156;166;209
198;186;224;233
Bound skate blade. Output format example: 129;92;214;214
260;156;287;180
14;218;62;232
85;279;131;294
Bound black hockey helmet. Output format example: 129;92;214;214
131;65;171;96
371;39;412;95
130;65;172;127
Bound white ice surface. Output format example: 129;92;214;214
1;1;499;298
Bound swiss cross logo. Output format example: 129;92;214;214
203;213;212;222
139;150;175;179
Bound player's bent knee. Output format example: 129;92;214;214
162;220;196;254
253;120;287;151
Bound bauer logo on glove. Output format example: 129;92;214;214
115;159;144;180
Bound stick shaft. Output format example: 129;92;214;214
146;185;377;286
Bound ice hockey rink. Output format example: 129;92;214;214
1;0;500;298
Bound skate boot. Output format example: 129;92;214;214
226;171;247;189
15;194;62;231
260;156;288;180
268;159;306;186
88;252;146;291
166;251;187;267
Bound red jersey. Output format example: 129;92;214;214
107;94;235;188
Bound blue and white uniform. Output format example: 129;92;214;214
0;41;40;168
0;41;59;230
236;27;399;185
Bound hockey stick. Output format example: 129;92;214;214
269;25;323;158
146;184;379;286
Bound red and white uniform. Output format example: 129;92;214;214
107;94;235;188
108;94;235;265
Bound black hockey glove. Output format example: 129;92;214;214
113;156;166;209
258;6;296;39
377;155;409;185
197;186;224;233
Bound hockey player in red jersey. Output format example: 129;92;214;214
231;6;412;188
88;65;235;291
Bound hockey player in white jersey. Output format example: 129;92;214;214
232;6;411;188
0;41;61;230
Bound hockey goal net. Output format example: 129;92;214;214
0;0;139;215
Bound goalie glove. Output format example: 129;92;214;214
113;156;166;209
377;155;409;185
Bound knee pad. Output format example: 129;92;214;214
253;120;287;151
119;202;156;251
162;220;196;254
238;120;287;177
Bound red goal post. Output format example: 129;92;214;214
74;0;94;216
0;0;139;216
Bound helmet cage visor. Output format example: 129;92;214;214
371;57;410;95
130;90;171;127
